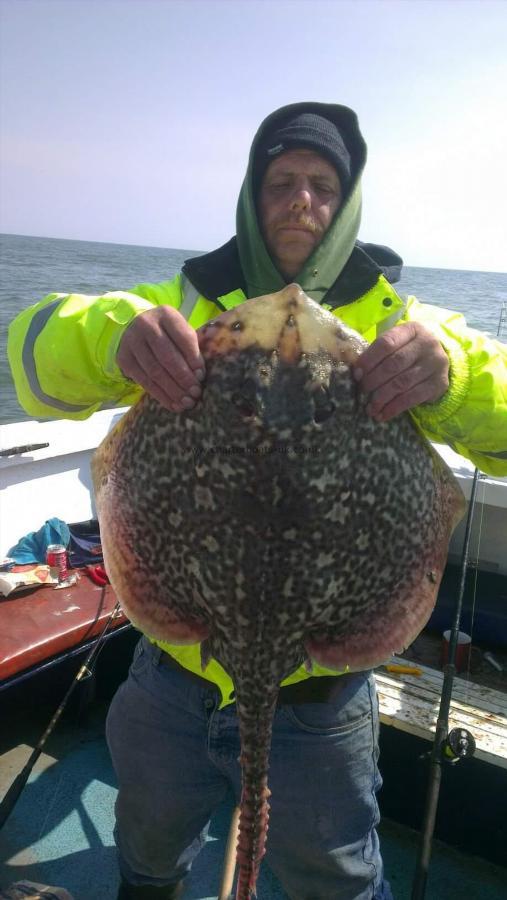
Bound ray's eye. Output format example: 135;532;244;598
313;387;335;424
232;379;257;419
232;396;256;418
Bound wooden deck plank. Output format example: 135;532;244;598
378;681;507;732
379;690;507;752
387;671;507;715
374;657;507;769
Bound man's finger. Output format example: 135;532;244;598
137;342;205;408
119;355;178;412
371;376;445;422
118;307;206;390
160;310;205;376
357;339;421;394
366;364;428;416
146;333;203;398
354;323;416;382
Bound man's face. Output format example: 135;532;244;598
259;149;342;280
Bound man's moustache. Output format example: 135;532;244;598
276;216;321;234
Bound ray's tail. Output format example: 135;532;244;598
234;692;278;899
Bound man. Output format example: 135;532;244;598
8;103;507;899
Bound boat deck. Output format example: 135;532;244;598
1;695;506;900
376;654;507;768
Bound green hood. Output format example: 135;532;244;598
236;101;367;302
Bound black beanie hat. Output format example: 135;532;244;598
253;112;352;196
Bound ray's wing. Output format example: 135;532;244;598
305;446;466;672
91;400;210;643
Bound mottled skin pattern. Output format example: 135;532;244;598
92;284;465;898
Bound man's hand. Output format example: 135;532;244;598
117;307;205;412
353;321;449;421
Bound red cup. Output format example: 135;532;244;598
441;629;471;673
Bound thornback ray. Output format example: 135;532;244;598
92;283;465;899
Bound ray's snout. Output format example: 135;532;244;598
198;283;365;369
198;284;363;435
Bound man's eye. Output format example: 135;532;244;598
270;181;290;190
315;183;334;194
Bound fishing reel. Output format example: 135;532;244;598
441;727;476;763
419;727;476;765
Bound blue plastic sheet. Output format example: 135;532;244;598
7;517;71;564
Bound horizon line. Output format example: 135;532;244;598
1;231;506;278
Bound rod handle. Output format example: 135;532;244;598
218;804;240;899
0;763;35;830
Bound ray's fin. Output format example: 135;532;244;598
200;639;212;672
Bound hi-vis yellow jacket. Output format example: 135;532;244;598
7;268;507;706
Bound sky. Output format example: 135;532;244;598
1;0;506;272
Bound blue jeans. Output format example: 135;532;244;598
106;637;394;900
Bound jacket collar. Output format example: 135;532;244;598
182;237;403;310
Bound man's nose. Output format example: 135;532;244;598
289;186;312;211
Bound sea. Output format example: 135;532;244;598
1;232;506;426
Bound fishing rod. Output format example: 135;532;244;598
411;301;507;900
0;592;123;831
218;804;241;899
410;468;480;900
